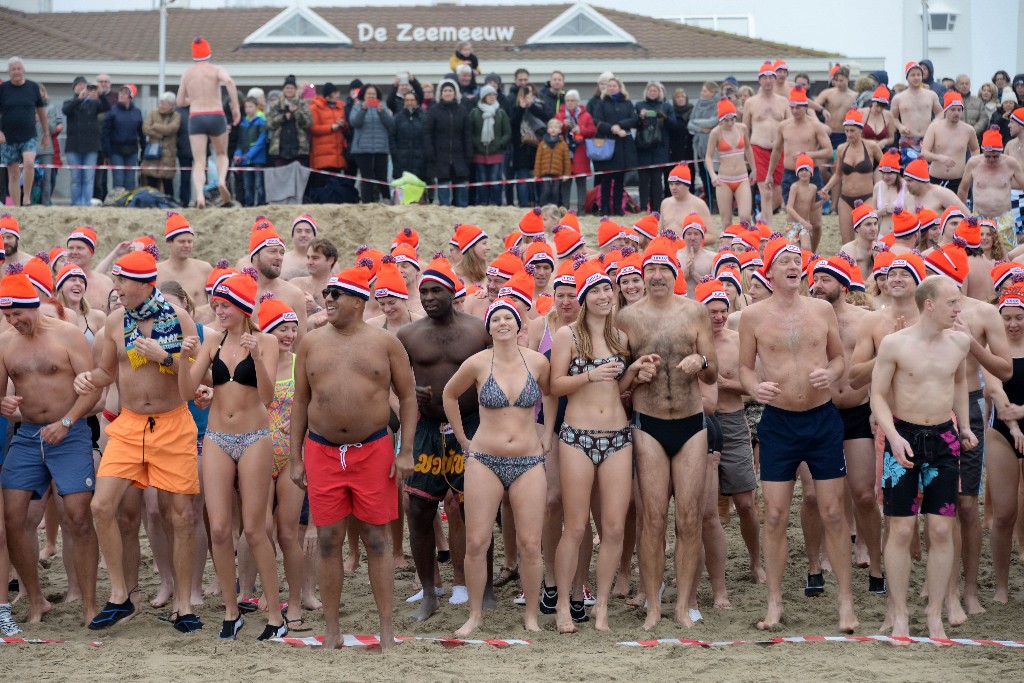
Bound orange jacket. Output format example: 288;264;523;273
533;136;572;178
309;96;347;170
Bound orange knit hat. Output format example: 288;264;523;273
925;241;970;286
943;91;964;111
326;259;374;301
487;249;525;280
891;208;921;238
391;244;421;271
597;218;630;249
870;85;890;105
667;164;692;185
373;256;409;300
795;153;814;173
353;245;384;281
574;257;613;304
842;108;864;127
248;216;285;260
851;200;877;231
191;36;211;61
553;226;586;259
56;263;87;292
954;216;982;249
641;233;681;278
165;211;193;241
518;207;545;237
67;225;97;253
717;99;738;120
112;247;159;286
205;259;237;295
450;223;488;253
499;265;536;310
257;293;298;332
524;238;555;268
982;126;1004;151
632;213;660;240
503;230;523;250
681;213;706;238
878;149;901;173
213;271;258;315
991;260;1024;290
0;213;20;237
696;276;730;306
0;265;39;309
903;158;930;183
888;252;926;284
788;86;809;107
421;252;460;293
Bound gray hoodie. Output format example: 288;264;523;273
687;94;719;160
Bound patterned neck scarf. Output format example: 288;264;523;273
124;287;183;374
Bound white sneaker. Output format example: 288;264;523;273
405;586;445;603
0;604;21;636
582;585;596;606
513;591;526;605
448;585;469;605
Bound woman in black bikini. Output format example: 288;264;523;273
549;259;654;632
982;286;1024;604
179;271;287;642
443;298;554;637
821;108;883;243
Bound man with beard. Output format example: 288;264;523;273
246;218;307;342
0;214;29;265
396;256;491;621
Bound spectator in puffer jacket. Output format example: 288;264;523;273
101;83;144;191
350;83;395;203
424;79;473;207
390;90;428;182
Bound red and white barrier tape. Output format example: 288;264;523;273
0;637;103;647
272;634;532;648
33;159;696;189
617;635;1024;648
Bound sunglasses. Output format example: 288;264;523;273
322;289;342;300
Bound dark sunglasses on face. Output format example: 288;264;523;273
322;288;342;300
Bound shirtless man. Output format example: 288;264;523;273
903;159;969;214
871;275;975;640
922;245;1012;618
840;203;881;279
396;257;492;621
739;237;858;633
281;214;318;281
675;215;716;296
74;249;201;633
616;235;718;629
742;63;791;219
809;256;884;592
659;164;713;235
959;129;1024;249
921;92;980;195
65;226;113;311
0;272;100;625
703;282;764;583
890;62;942;166
0;214;30;265
766;87;833;210
816;67;858;146
156;212;212;303
248;220;308;343
288;263;416;650
290;237;337;328
176;36;239;208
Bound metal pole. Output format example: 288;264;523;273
921;0;929;61
158;0;167;94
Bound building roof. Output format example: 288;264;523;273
0;4;837;66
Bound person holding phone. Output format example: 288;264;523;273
350;84;394;203
63;76;111;205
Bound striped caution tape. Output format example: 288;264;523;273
0;637;103;647
272;634;533;648
617;635;1024;648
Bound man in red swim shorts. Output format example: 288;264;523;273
289;263;416;650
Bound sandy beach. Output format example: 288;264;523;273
1;204;1021;681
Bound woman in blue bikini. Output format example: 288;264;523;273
443;298;555;638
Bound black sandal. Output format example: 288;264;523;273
494;565;519;588
256;621;289;642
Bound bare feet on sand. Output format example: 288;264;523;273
454;614;483;638
756;598;784;630
150;583;174;608
407;594;439;621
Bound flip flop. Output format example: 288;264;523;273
238;598;260;614
285;616;311;632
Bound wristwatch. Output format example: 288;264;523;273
161;353;175;367
701;355;709;370
60;417;72;429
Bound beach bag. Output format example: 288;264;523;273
585;138;615;161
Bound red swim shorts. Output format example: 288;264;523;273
753;144;783;185
304;428;397;527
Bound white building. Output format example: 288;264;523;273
659;0;1023;86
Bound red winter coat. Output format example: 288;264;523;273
309;96;348;170
556;104;597;175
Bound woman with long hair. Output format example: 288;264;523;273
859;86;895;149
705;99;756;230
55;264;105;344
443;299;554;637
178;270;286;641
615;249;645;309
590;78;638;217
550;259;653;632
